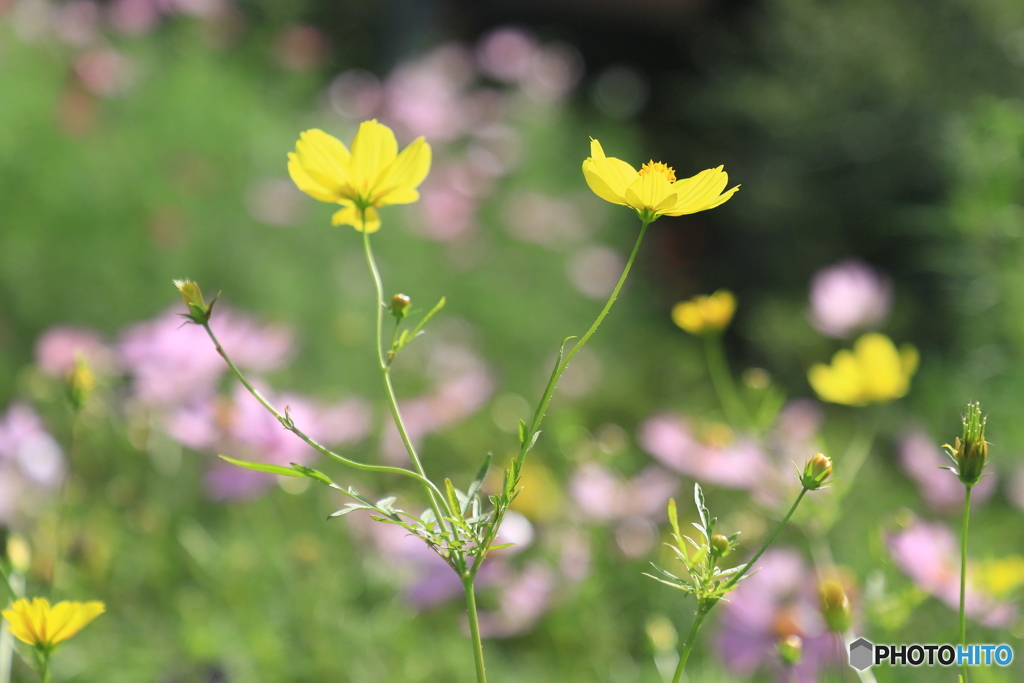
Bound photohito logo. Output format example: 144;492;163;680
848;638;1014;670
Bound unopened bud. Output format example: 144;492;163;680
819;579;853;632
800;453;833;490
7;535;31;574
777;634;803;666
67;355;95;410
943;402;989;486
174;279;212;324
390;293;412;320
710;534;731;559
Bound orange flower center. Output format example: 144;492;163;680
638;160;676;182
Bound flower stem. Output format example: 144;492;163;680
670;604;710;683
703;333;748;429
462;575;487;683
959;484;972;683
360;227;451;532
200;323;447;506
515;218;650;471
725;487;808;591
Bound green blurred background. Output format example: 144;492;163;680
1;0;1023;680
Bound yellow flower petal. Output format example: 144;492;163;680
624;171;675;210
332;204;381;233
287;153;340;202
857;333;905;400
808;333;918;406
349;119;398;197
373;136;431;206
2;598;104;648
293;129;352;195
46;601;105;645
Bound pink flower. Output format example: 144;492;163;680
898;429;996;513
716;550;843;683
0;404;64;522
639;413;769;490
34;325;117;377
808;259;892;338
886;516;1015;627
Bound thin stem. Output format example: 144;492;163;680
200;323;447;506
515;218;650;470
360;226;450;531
959;485;972;683
703;333;748;429
462;575;487;683
671;604;710;683
725;487;808;591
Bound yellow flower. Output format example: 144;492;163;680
808;333;918;406
287;120;432;233
582;139;739;222
671;290;736;335
2;598;104;650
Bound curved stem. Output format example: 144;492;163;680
959;485;972;683
360;226;451;530
462;575;487;683
515;218;650;470
201;323;446;504
671;604;710;683
703;333;748;429
725;487;808;591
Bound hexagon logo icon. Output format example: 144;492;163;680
849;637;874;671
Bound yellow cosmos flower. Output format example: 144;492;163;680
287;120;431;233
2;598;104;651
671;290;736;335
808;333;918;406
582;139;739;222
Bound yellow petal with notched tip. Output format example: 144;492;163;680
373;136;431;206
583;161;628;205
349;119;398;196
332;203;381;233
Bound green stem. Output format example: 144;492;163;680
959;485;972;683
725;487;808;591
462;575;487;683
515;218;650;471
671;604;711;683
703;333;748;429
360;226;451;532
200;323;447;507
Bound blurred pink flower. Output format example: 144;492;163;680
0;404;64;522
274;24;328;72
501;190;588;250
478;563;556;637
476;26;538;84
175;383;370;500
808;259;892;338
381;344;493;464
519;43;583;103
383;44;476;142
414;164;480;242
73;48;135;96
34;325;117;377
328;69;383;120
118;307;293;406
898;429;996;513
639;413;770;490
887;516;1015;627
107;0;161;36
53;0;99;46
716;549;842;683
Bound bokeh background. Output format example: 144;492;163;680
1;0;1024;680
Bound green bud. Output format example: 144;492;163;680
67;355;95;410
943;402;989;486
800;453;832;490
777;635;803;666
710;534;731;559
390;293;412;320
174;279;212;324
819;579;853;633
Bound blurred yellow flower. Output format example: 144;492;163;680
671;290;736;335
287;120;431;233
808;333;918;406
973;555;1024;599
1;598;104;650
582;139;739;222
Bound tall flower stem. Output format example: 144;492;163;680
725;487;808;591
462;574;487;683
670;603;711;683
360;227;450;532
959;485;972;683
515;218;650;471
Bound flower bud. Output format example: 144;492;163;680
819;579;853;632
66;355;95;410
173;279;212;324
390;293;412;320
943;402;989;486
710;534;731;559
7;535;31;574
800;453;833;490
777;634;803;666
